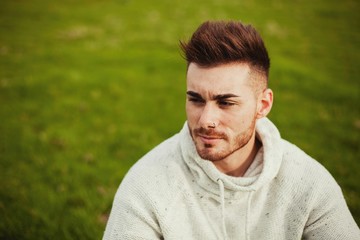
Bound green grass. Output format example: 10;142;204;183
1;0;359;239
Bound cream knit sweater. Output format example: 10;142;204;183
103;118;360;239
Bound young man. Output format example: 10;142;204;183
103;21;360;239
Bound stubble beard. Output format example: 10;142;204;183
193;117;257;162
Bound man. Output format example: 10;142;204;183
104;21;359;239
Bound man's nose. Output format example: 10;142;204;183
198;103;219;128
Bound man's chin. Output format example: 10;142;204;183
197;148;225;162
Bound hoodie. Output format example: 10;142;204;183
103;118;360;240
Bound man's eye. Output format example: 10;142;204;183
189;98;204;104
218;101;235;107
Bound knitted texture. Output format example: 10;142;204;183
103;118;360;239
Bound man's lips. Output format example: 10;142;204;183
193;127;227;145
197;134;223;144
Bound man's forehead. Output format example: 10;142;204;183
187;62;251;83
187;62;251;72
187;64;252;92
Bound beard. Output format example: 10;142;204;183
191;116;257;162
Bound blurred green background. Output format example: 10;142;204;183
0;0;359;239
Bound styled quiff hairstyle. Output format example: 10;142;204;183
180;20;270;85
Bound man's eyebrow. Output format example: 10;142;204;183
186;91;240;100
186;91;203;99
213;93;240;100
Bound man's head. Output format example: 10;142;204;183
181;20;273;165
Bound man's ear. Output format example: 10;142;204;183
256;88;273;119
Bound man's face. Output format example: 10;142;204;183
186;63;261;162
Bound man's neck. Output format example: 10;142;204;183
213;135;261;177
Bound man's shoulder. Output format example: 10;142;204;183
278;139;339;188
266;139;343;214
121;133;186;188
280;139;316;164
135;133;182;169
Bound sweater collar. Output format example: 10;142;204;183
180;117;283;198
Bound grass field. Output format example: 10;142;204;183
0;0;359;239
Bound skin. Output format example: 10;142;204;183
186;62;273;177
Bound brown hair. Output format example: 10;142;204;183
180;21;270;81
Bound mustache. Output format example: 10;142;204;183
193;127;227;139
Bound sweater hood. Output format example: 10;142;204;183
180;117;283;199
